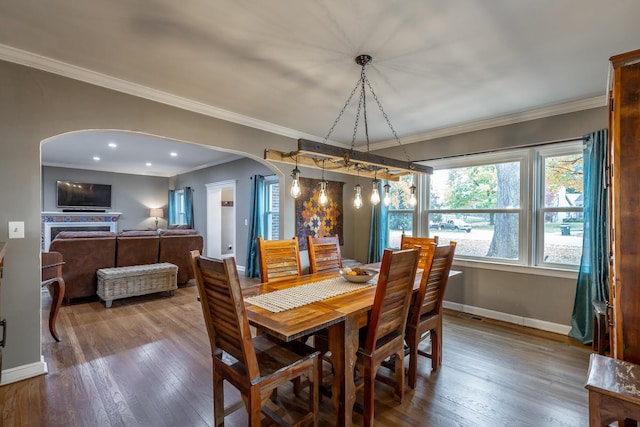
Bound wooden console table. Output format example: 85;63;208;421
585;353;640;426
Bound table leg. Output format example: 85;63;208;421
328;316;358;427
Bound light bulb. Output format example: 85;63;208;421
290;167;301;198
353;184;363;209
370;179;380;205
383;184;391;206
409;184;417;207
319;181;328;205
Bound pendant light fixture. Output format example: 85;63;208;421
370;170;380;205
266;54;432;204
409;177;417;207
354;184;363;209
383;182;391;207
318;160;328;206
354;169;363;209
290;157;301;199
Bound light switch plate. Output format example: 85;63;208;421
8;221;25;239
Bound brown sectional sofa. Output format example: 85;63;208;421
49;229;204;300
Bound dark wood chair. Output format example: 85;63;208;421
41;251;66;342
355;248;419;427
405;241;456;388
190;250;320;426
257;237;302;283
307;235;342;274
400;235;439;270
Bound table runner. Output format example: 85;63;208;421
245;276;375;313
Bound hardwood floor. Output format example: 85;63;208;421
0;282;592;426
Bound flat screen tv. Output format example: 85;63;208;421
56;181;112;211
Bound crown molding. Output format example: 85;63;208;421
369;95;607;151
0;44;325;143
0;44;607;152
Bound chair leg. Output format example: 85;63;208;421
248;388;262;427
311;360;320;425
432;322;443;371
394;350;405;401
213;369;225;427
363;361;375;427
406;328;419;389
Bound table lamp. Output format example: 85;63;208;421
149;208;164;230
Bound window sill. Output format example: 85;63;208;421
452;259;579;279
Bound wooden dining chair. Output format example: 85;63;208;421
41;251;66;342
307;234;342;274
190;250;320;427
257;237;302;283
400;234;439;269
355;248;419;427
405;241;456;389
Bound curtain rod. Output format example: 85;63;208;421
415;136;587;163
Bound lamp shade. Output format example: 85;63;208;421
150;208;164;218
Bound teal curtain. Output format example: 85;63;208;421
167;189;176;225
245;175;265;278
569;129;609;344
367;180;388;263
184;187;195;228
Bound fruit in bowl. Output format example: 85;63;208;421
340;267;378;283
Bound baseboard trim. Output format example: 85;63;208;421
0;356;48;386
443;301;571;336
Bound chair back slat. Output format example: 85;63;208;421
307;235;342;273
411;242;456;325
258;237;302;282
400;235;439;269
191;251;260;380
365;248;419;352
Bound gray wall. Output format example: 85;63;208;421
42;166;170;231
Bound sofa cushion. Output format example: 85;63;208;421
55;231;117;239
116;231;160;267
119;230;159;237
159;231;203;284
49;232;117;299
160;229;198;236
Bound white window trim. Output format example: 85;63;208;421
423;142;583;275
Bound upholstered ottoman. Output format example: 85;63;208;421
97;262;178;308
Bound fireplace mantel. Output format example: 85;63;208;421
42;212;122;251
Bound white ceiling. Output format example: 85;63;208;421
2;0;639;177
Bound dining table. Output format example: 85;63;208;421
243;264;461;427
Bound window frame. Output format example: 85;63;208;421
173;189;187;225
421;142;582;272
534;143;584;269
264;176;280;240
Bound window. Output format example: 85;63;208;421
387;175;416;249
536;147;584;267
428;154;525;263
173;189;186;225
425;142;583;269
264;178;280;240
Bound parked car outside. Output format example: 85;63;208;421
438;219;472;232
